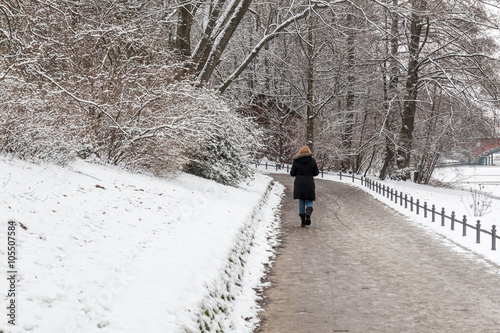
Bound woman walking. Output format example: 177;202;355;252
290;146;319;227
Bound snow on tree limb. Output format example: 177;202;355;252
196;0;253;85
217;6;313;94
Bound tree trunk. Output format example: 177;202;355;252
196;0;253;85
396;0;428;180
379;0;400;180
306;14;314;152
415;86;441;183
341;13;356;170
175;3;194;58
354;108;370;173
191;0;227;73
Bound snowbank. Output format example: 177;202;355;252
0;157;284;333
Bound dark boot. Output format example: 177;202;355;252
299;213;306;227
305;206;313;225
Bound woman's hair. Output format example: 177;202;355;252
297;145;312;155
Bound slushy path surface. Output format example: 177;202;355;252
258;174;500;333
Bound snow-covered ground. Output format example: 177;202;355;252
432;164;500;197
0;157;284;333
259;163;500;267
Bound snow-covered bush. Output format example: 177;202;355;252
0;76;260;185
185;106;262;186
99;82;262;185
0;80;92;165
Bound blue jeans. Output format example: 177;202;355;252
299;199;313;214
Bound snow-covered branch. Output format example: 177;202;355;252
217;6;312;93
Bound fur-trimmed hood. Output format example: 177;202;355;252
293;152;313;160
293;146;313;160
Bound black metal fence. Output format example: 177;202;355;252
257;162;325;178
258;162;499;251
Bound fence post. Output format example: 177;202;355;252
404;194;408;209
400;192;403;206
321;169;324;178
352;173;354;183
378;183;381;194
276;164;278;171
441;208;445;226
416;199;420;214
410;197;414;212
383;185;386;197
476;220;481;243
390;189;394;201
432;205;435;222
265;162;268;169
451;211;455;230
361;177;364;186
387;187;390;199
492;225;497;250
424;202;427;218
287;165;289;173
463;216;467;236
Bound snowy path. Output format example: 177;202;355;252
258;174;500;332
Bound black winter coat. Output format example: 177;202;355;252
290;155;319;200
